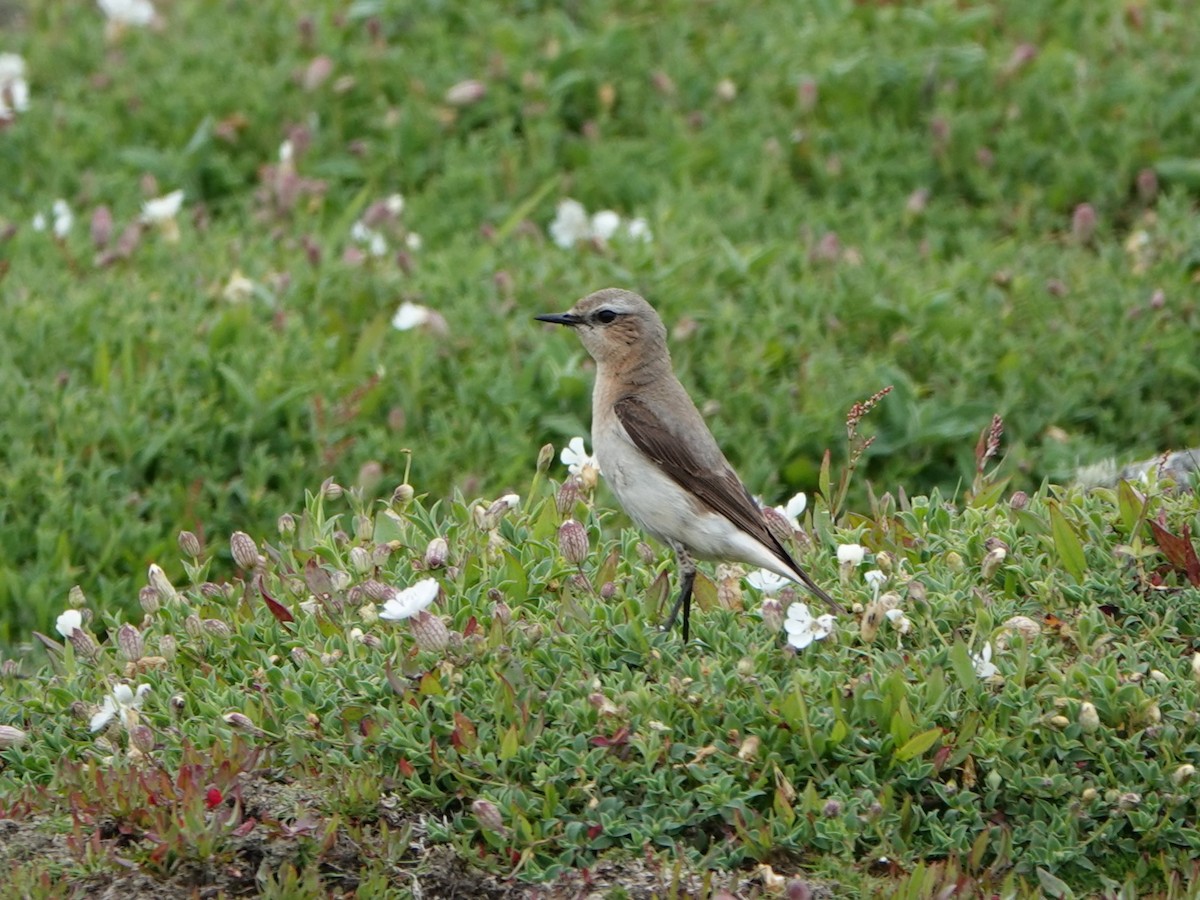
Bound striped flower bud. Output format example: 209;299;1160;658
203;618;233;639
410;610;450;653
760;597;784;632
230;532;260;570
321;478;344;500
1009;490;1030;510
222;712;258;733
392;483;414;506
558;519;589;566
139;585;160;615
178;530;202;558
277;513;296;536
471;799;509;836
68;629;99;661
556;477;583;517
349;546;372;574
158;634;176;661
117;623;144;661
68;585;87;608
536;442;554;474
0;724;28;749
1172;764;1195;785
762;506;794;546
130;724;155;754
424;536;449;569
148;564;177;603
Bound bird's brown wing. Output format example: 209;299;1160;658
612;394;840;611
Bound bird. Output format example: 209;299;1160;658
536;288;841;641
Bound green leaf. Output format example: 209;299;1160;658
499;725;520;761
949;642;978;689
1048;500;1087;582
1116;479;1147;537
1036;866;1076;899
894;727;942;762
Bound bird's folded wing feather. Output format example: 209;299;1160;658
612;394;792;567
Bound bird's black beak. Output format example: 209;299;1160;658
535;312;583;327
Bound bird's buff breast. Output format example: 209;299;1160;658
596;435;747;562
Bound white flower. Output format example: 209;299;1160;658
497;493;520;509
405;232;422;251
774;492;807;528
141;189;184;223
625;218;652;242
55;609;83;638
549;199;591;248
350;220;387;257
590;210;621;241
90;683;151;732
783;602;835;650
385;193;405;216
97;0;155;25
379;578;439;621
222;270;255;303
885;607;912;635
864;569;886;602
52;199;73;239
746;569;790;594
279;140;294;163
837;543;866;566
0;53;30;120
31;212;46;232
560;436;600;476
971;642;998;679
391;301;433;331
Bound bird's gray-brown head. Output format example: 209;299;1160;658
535;288;670;371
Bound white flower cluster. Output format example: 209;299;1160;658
548;199;652;249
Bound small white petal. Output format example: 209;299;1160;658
279;140;294;163
368;231;388;257
391;301;433;331
385;193;405;216
837;544;866;566
864;569;886;588
548;199;591;248
625;218;652;242
746;569;790;594
31;212;46;232
89;699;117;732
141;190;185;223
55;609;83;638
782;492;807;522
590;210;621;241
379;578;440;621
405;232;422;251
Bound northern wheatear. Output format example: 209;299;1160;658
537;288;841;641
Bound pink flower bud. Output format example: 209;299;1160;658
139;586;160;614
90;205;113;250
1071;203;1096;244
130;724;155;753
0;724;27;749
1136;167;1158;203
760;598;784;632
471;799;509;835
445;79;487;106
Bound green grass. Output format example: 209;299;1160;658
2;0;1200;893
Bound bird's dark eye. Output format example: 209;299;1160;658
595;309;618;324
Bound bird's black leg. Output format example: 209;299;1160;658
662;546;697;642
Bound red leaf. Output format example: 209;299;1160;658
463;615;479;638
398;757;415;778
451;712;478;752
590;726;630;748
233;817;257;837
1148;521;1200;587
587;824;603;840
258;576;295;623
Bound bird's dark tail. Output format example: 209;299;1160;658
770;536;845;614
